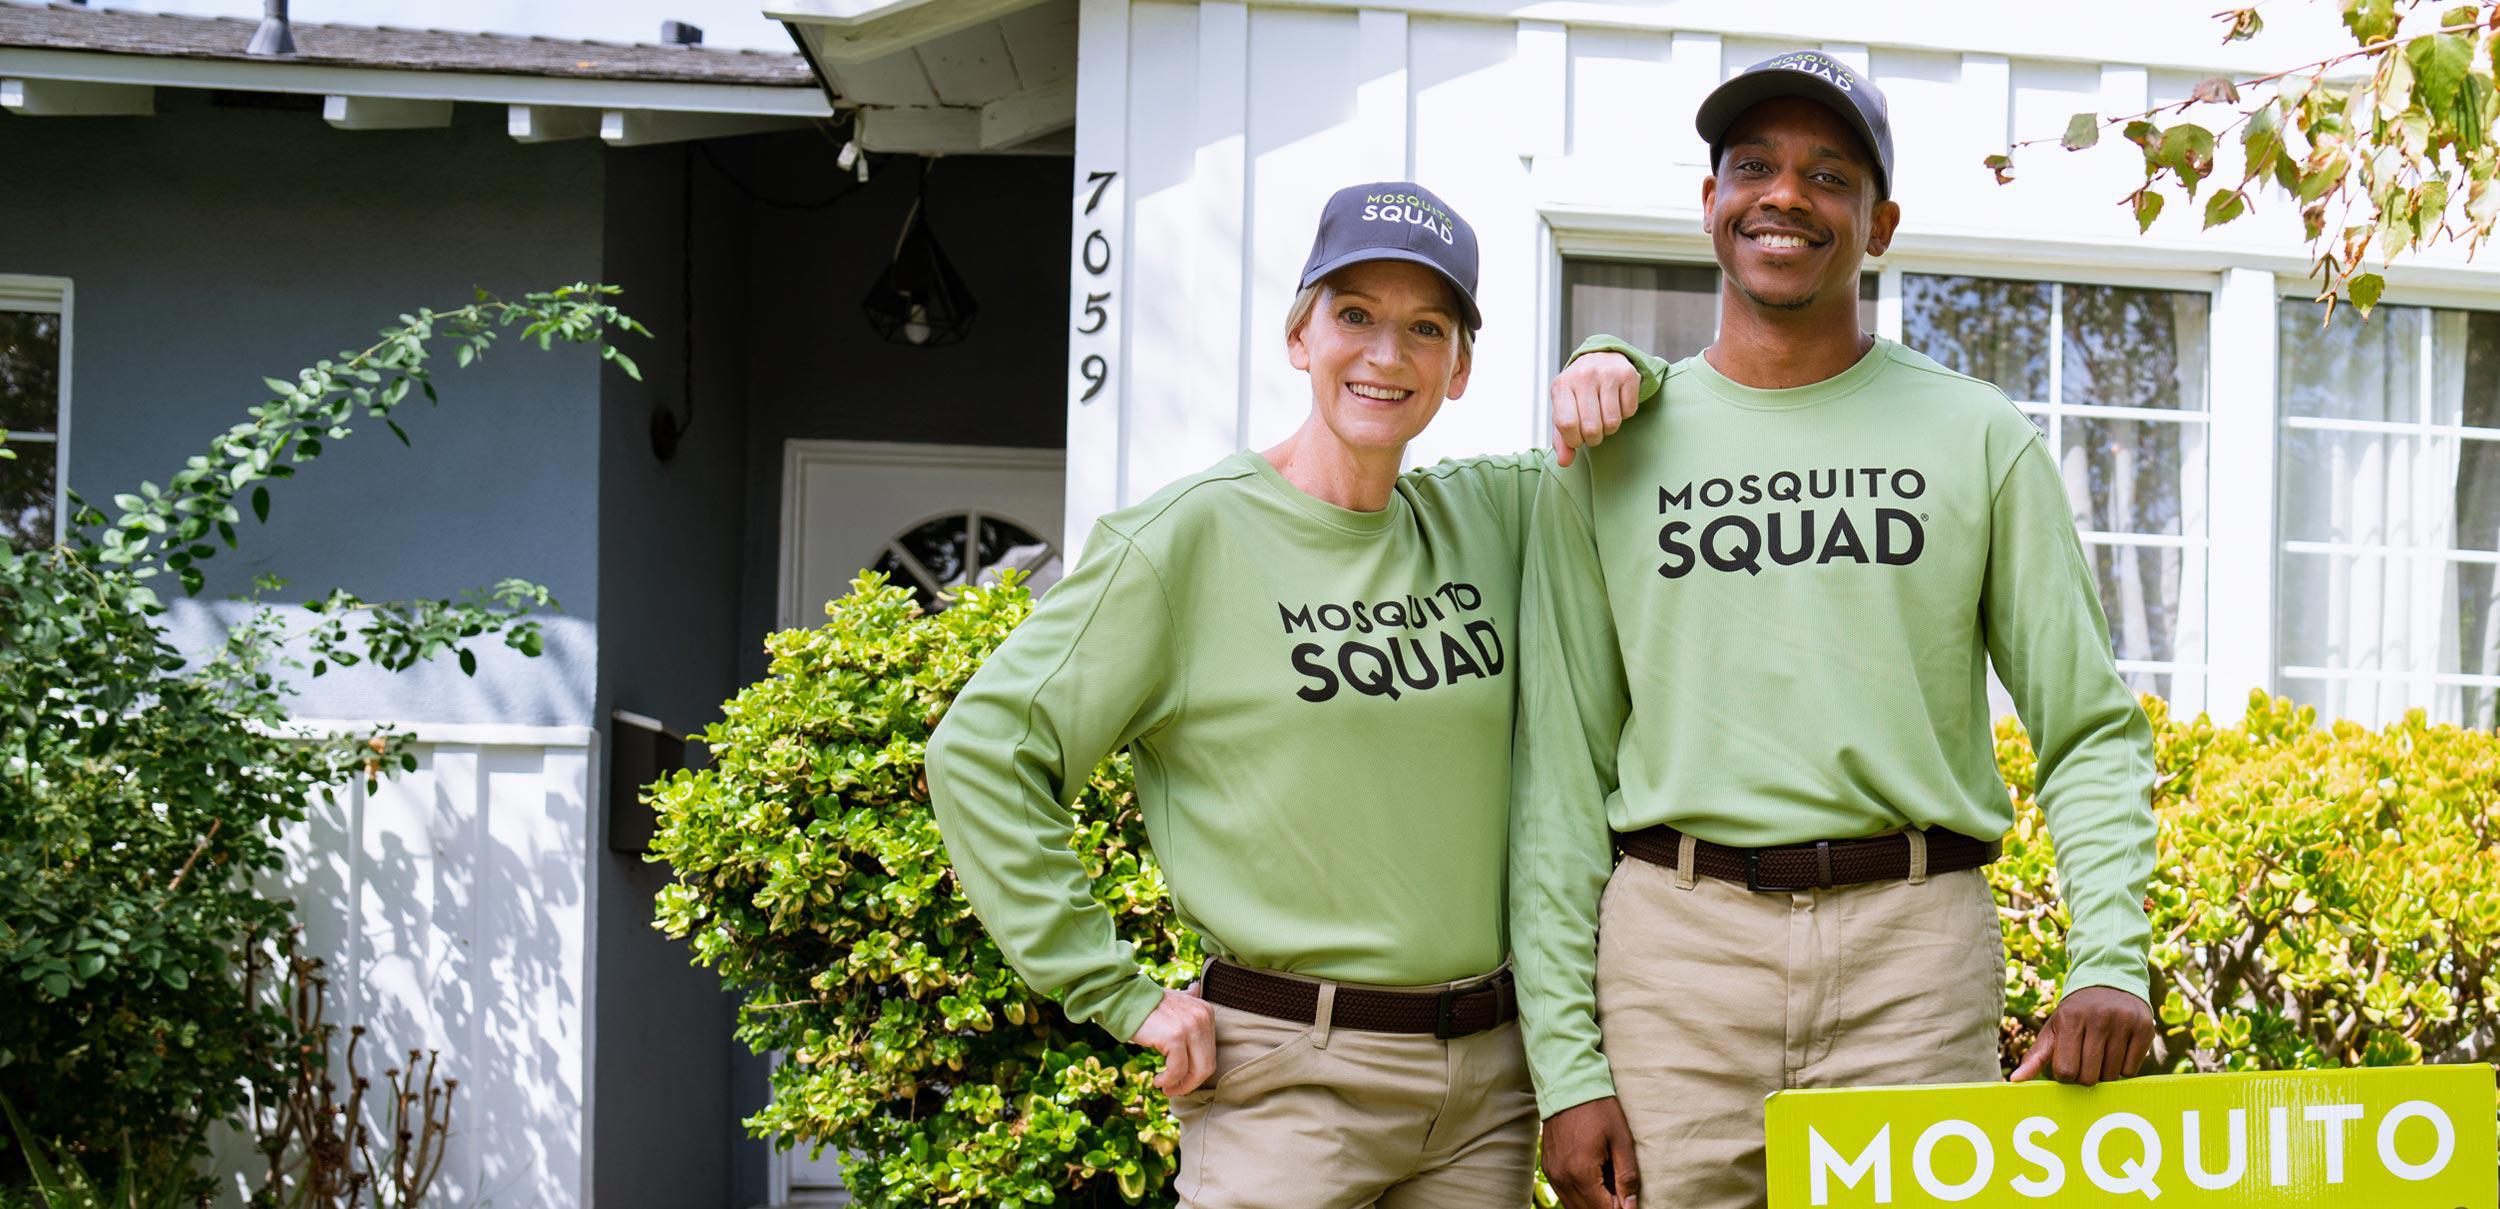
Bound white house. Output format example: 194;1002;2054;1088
775;0;2500;735
5;0;2495;1204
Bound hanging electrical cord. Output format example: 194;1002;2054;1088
651;143;699;460
692;113;879;211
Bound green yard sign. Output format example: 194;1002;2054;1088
1766;1065;2496;1208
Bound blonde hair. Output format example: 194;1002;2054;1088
1284;279;1475;361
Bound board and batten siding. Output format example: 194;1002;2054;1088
1059;0;2500;720
225;724;595;1208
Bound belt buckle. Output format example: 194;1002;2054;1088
1743;848;1800;893
1433;982;1487;1039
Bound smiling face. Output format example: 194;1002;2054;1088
1286;259;1474;456
1704;95;1901;317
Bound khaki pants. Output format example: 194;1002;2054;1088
1171;974;1538;1209
1594;850;2005;1209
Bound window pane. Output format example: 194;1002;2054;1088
2118;671;2172;701
1562;261;1718;365
2278;551;2500;679
0;311;60;434
2060;284;2208;411
2061;418;2191;535
1901;274;2050;400
1560;263;1879;364
2452;310;2500;431
2280;556;2500;725
2279;301;2424;422
2091;543;2181;662
1;440;56;550
2282;429;2500;553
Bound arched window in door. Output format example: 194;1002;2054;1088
870;510;1059;610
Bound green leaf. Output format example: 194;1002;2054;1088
2341;0;2398;44
2061;112;2100;151
263;376;297;397
2349;271;2387;313
1984;153;2015;184
387;418;410;446
2204;189;2248;229
459;647;478;676
251;486;270;523
2156;124;2218;194
2407;32;2474;117
2133;189;2166;233
2241;105;2283;183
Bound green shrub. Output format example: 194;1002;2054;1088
0;285;642;1196
650;574;1195;1208
1994;691;2499;1075
658;574;2494;1206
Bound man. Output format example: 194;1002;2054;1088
1510;51;2160;1209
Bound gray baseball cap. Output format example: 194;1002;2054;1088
1697;51;1894;198
1297;181;1482;331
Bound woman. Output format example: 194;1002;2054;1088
927;181;1633;1207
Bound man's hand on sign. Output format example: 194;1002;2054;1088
1541;1096;1641;1209
2009;985;2157;1087
1550;351;1642;468
1131;985;1216;1095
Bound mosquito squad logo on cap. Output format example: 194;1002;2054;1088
1298;181;1483;331
1696;51;1895;198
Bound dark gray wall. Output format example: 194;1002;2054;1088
733;147;1073;687
589;140;751;1209
0;93;607;726
6;93;1078;1207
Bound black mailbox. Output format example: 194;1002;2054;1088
609;710;685;854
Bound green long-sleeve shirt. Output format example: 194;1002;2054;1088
928;450;1542;1044
1510;336;2157;1118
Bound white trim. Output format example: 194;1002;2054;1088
777;440;1067;630
0;47;832;117
2283;541;2500;564
261;718;599;747
0;274;71;547
2206;267;2279;717
0;273;69;314
1543;207;2247;294
2282;415;2500;440
1061;0;1127;555
2281;666;2500;688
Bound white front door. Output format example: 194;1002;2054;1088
778;440;1067;629
769;439;1065;1205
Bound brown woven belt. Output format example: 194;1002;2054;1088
1200;960;1517;1038
1616;824;1999;892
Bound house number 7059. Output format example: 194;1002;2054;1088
1076;170;1116;404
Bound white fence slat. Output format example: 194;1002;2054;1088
1062;0;1133;550
1118;0;1218;502
1354;9;1411;178
1194;1;1252;459
1241;5;1365;453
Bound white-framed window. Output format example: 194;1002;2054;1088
1901;274;2213;706
2276;300;2500;728
1559;258;1875;360
0;275;71;551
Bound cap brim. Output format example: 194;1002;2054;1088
1298;248;1484;332
1695;72;1888;196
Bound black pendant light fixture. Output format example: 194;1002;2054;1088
862;159;977;347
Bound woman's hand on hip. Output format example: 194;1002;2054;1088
1131;985;1218;1095
1550;352;1642;468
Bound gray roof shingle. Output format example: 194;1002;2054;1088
0;1;817;87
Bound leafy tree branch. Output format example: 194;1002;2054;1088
1991;1;2500;315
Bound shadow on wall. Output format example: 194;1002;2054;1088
214;738;594;1208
